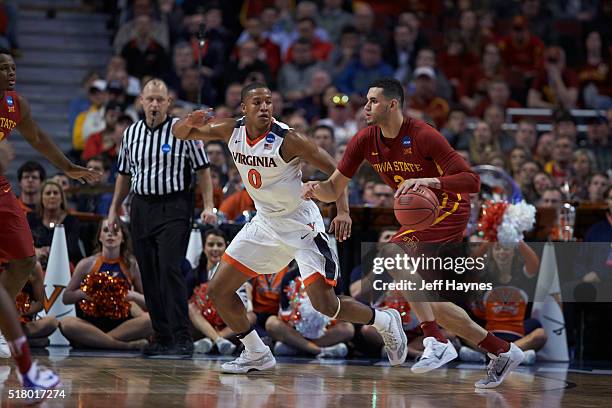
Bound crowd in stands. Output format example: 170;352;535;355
6;0;612;360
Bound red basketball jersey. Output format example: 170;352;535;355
0;91;21;142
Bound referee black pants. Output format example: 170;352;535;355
130;191;192;344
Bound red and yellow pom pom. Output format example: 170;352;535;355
190;283;225;330
80;270;130;319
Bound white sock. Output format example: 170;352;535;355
239;330;267;353
372;310;391;331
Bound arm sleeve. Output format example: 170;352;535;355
186;139;210;170
337;132;366;179
419;125;480;193
117;126;131;175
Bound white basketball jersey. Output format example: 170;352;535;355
228;117;304;216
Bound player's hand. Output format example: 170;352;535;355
301;181;321;200
329;211;352;242
65;163;103;184
201;207;218;225
394;177;441;198
186;109;213;128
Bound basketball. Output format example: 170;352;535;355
394;186;439;230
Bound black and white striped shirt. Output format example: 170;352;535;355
117;116;209;196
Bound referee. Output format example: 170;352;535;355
108;79;215;356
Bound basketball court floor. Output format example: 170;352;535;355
1;349;611;407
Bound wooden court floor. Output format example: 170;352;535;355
1;350;611;407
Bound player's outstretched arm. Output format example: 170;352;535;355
172;110;234;143
16;96;101;184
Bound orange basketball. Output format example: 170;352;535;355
394;186;439;230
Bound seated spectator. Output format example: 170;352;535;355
75;156;113;216
570;149;598;201
163;41;196;94
205;141;229;186
335;37;393;100
459;43;507;114
293;69;332;122
583;186;612;244
498;15;545;92
437;30;479;92
189;229;254;355
278;39;324;102
517;160;542;204
528;46;578;110
286;113;309;135
326;25;360;78
553;109;579;143
265;263;354;358
533;173;556;202
15;262;58;347
234;16;281;79
105;55;141;98
473;79;522;119
105;77;139;121
535;132;554;166
318;0;352;43
120;15;170;79
224;83;243;117
60;219;152;350
406;67;450;129
311;124;335;156
317;93;358;143
219;187;255;222
69;72;101;137
384;24;420;85
28;181;83;268
513;119;538;153
539;187;564;209
458;9;487;57
584;114;611;172
544;134;575;186
17;161;45;213
578;31;611;110
371;183;394;208
586;173;609;205
460;241;544;365
113;0;169;54
509;146;531;179
469;121;502;165
177;67;216;106
225;39;272;90
285;17;334;64
410;48;452;102
352;2;375;40
72;79;107;153
484;105;514;153
82;102;123;162
442;109;470;149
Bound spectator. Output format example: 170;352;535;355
406;67;449;129
585;114;611;172
205;141;229;186
60;219;152;350
513;119;538;153
385;24;420;85
411;48;452;102
293;69;332;122
441;109;470;149
318;93;358;143
533;172;556;200
225;39;272;90
224;82;243;117
177;67;216;106
68;72;101;138
528;46;578;110
521;0;554;43
517;160;542;204
113;0;169;53
318;0;352;43
105;75;139;122
163;41;195;93
586;173;609;205
509;146;531;179
72;79;107;153
335;37;393;100
82;102;123;162
234;16;282;79
285;17;334;64
326;25;360;77
535;131;554;166
498;15;545;87
570;149;598;200
545;134;575;186
469;121;502;165
219;187;255;222
459;43;506;114
250;269;289;337
286;113;309;136
278;39;324;102
17;161;46;213
272;91;286;119
437;30;479;92
371;183;394;208
75;156;113;216
458;9;485;57
352;2;375;40
583;185;612;243
473;79;522;119
552;109;579;143
120;15;170;79
311;124;335;156
28;181;82;268
105;55;141;98
579;31;611;110
484;105;514;153
0;0;20;55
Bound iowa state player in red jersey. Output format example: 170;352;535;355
303;78;524;388
0;48;100;394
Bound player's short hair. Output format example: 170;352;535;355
18;161;46;182
369;78;405;108
241;82;269;102
0;48;11;57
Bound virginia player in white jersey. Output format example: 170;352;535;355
173;83;407;373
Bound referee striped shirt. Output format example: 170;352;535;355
117;116;209;195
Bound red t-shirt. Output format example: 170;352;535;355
498;35;545;75
0;91;22;142
531;68;579;105
338;118;479;237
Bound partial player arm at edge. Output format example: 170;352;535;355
172;114;234;142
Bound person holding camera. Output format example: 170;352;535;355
528;46;578;110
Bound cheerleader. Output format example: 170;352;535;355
60;219;152;350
